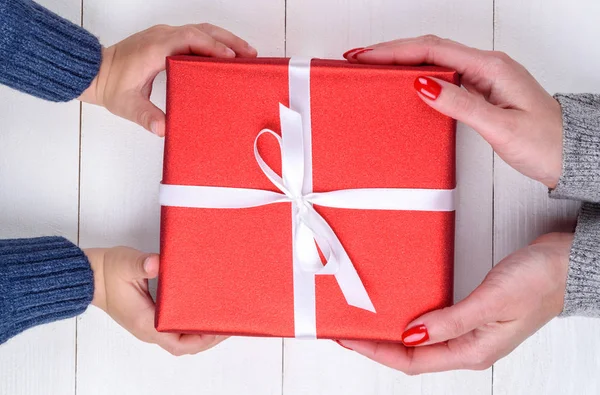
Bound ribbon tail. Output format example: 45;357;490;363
303;206;376;313
335;252;376;313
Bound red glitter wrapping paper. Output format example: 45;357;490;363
155;57;458;342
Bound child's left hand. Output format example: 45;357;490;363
85;246;226;356
79;24;257;136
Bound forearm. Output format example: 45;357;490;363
0;0;101;102
551;94;600;202
0;236;93;344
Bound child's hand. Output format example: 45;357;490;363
346;36;563;189
85;247;226;356
79;24;257;136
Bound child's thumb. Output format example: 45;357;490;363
130;254;160;280
126;96;166;136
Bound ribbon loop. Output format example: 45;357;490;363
280;104;305;199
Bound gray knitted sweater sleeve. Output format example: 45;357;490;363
551;94;600;316
552;94;600;202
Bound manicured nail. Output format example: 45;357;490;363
143;257;151;273
402;324;429;346
150;121;158;135
225;47;236;57
343;47;365;59
351;48;374;59
414;76;442;100
333;340;353;351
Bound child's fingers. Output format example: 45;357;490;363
179;334;228;353
194;23;257;57
154;333;227;356
167;27;236;58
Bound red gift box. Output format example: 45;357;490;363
156;57;458;342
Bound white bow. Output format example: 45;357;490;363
252;104;376;313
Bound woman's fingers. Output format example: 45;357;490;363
339;339;474;374
343;38;422;59
345;35;485;75
340;322;517;374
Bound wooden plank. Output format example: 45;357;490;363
284;1;494;394
0;1;81;394
76;1;285;394
493;1;600;394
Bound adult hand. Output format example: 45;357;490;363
339;232;573;374
79;24;257;136
344;36;563;188
86;247;226;356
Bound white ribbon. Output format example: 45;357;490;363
160;58;456;339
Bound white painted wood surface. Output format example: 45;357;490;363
2;0;600;394
283;1;493;394
493;1;600;394
0;1;81;394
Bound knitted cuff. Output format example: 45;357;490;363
0;0;102;102
550;94;600;202
0;237;93;344
561;203;600;317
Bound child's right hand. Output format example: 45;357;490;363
79;24;257;136
85;247;226;356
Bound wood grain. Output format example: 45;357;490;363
0;1;81;394
494;0;600;394
284;1;494;393
76;1;285;394
4;1;600;394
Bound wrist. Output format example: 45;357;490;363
544;100;564;190
532;232;573;316
85;248;108;312
78;46;115;107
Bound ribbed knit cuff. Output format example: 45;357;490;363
0;0;102;101
550;94;600;202
0;237;93;344
561;203;600;317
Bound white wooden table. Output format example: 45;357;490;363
1;0;600;394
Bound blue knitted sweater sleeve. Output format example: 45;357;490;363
0;237;94;344
0;0;102;101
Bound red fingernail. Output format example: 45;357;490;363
402;325;429;346
333;340;353;351
414;76;442;100
351;48;374;59
343;47;364;59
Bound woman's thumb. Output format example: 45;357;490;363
413;76;510;147
402;286;498;347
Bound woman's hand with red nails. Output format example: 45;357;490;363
339;232;573;374
344;35;564;189
86;247;227;356
79;24;257;136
